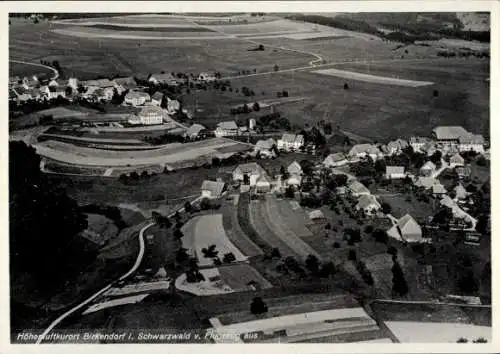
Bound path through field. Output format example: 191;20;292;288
10;59;59;80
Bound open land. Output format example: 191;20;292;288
10;61;55;77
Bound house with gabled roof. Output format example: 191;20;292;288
124;91;150;106
215;121;239;137
387;139;409;155
449;153;465;167
454;183;469;200
432;126;469;142
420;161;436;177
348;144;382;161
432;183;447;196
232;162;265;186
385;166;406;179
201;180;226;199
185;123;206;139
256;174;272;193
277;133;304;151
409;136;431;153
151;91;164;106
149;73;177;86
287;161;302;176
323;152;348;168
254;138;276;158
387;214;425;243
458;133;485;154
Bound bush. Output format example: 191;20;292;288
348;249;357;261
223;252;236;263
333;242;340;248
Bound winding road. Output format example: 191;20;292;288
10;60;59;80
35;221;155;344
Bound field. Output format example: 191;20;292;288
9;61;55;77
9;19;314;79
82;213;119;244
180;214;248;266
312;68;434;87
217;263;272;291
43;165;220;206
223;58;489;140
34;137;251;167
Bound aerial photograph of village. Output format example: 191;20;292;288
8;9;491;345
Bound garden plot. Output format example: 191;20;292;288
384;321;491;343
82;294;149;315
81;213;119;244
218;263;272;291
312;68;434;87
263;196;321;260
175;268;233;296
181;214;247;267
274;198;313;238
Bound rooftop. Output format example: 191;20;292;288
432;126;469;140
217;121;238;130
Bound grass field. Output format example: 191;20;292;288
10;19;314;79
224;58;489;140
218;263;272;291
44;165;220;206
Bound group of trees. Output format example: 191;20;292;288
143;133;186;145
276;90;289;98
230;102;260;115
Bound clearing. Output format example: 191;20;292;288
312;68;434;87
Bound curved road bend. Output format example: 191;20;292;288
10;60;59;80
36;196;204;344
36;221;155;344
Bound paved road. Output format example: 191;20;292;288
10;60;59;80
36;221;155;344
372;299;491;309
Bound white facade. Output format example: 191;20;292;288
277;134;304;151
125;92;150;107
138;106;164;125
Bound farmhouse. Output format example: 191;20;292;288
255;174;272;193
215;121;239;137
166;97;181;114
450;153;465;166
46;86;66;99
348;144;382;161
308;210;325;221
125;91;150;106
233;162;265;186
185;124;206;139
287;161;303;176
355;194;381;215
323;152;348;168
9;76;21;86
67;77;79;90
409;137;431;153
149;73;177;86
458;134;485;153
151;92;164;106
138;106;164;125
454;183;469;200
277;133;304;152
114;76;137;91
420;161;436;177
432;126;469;144
387;214;424;243
348;180;370;196
254;138;276;158
286;174;302;187
201;180;226;199
421;142;437;156
385;166;406;179
386;139;409;155
432;183;447;197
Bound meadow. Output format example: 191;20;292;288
9;61;54;77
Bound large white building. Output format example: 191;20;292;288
138;106;164;125
215;121;239;137
277;133;304;152
124;91;150;106
458;134;485;154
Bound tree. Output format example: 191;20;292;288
343;82;349;90
392;261;409;296
65;86;73;97
473;338;488;343
201;245;218;258
457;338;468;343
250;297;268;314
252;101;260;112
284;186;295;199
319;261;336;277
381;202;392;215
173;229;184;240
184;201;193;213
223;252;236;263
271;247;281;258
200;198;212;210
433;89;439;97
305;254;320;274
258;44;265;51
273;64;279;72
430;150;442;165
280;165;289;180
348;250;357;261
